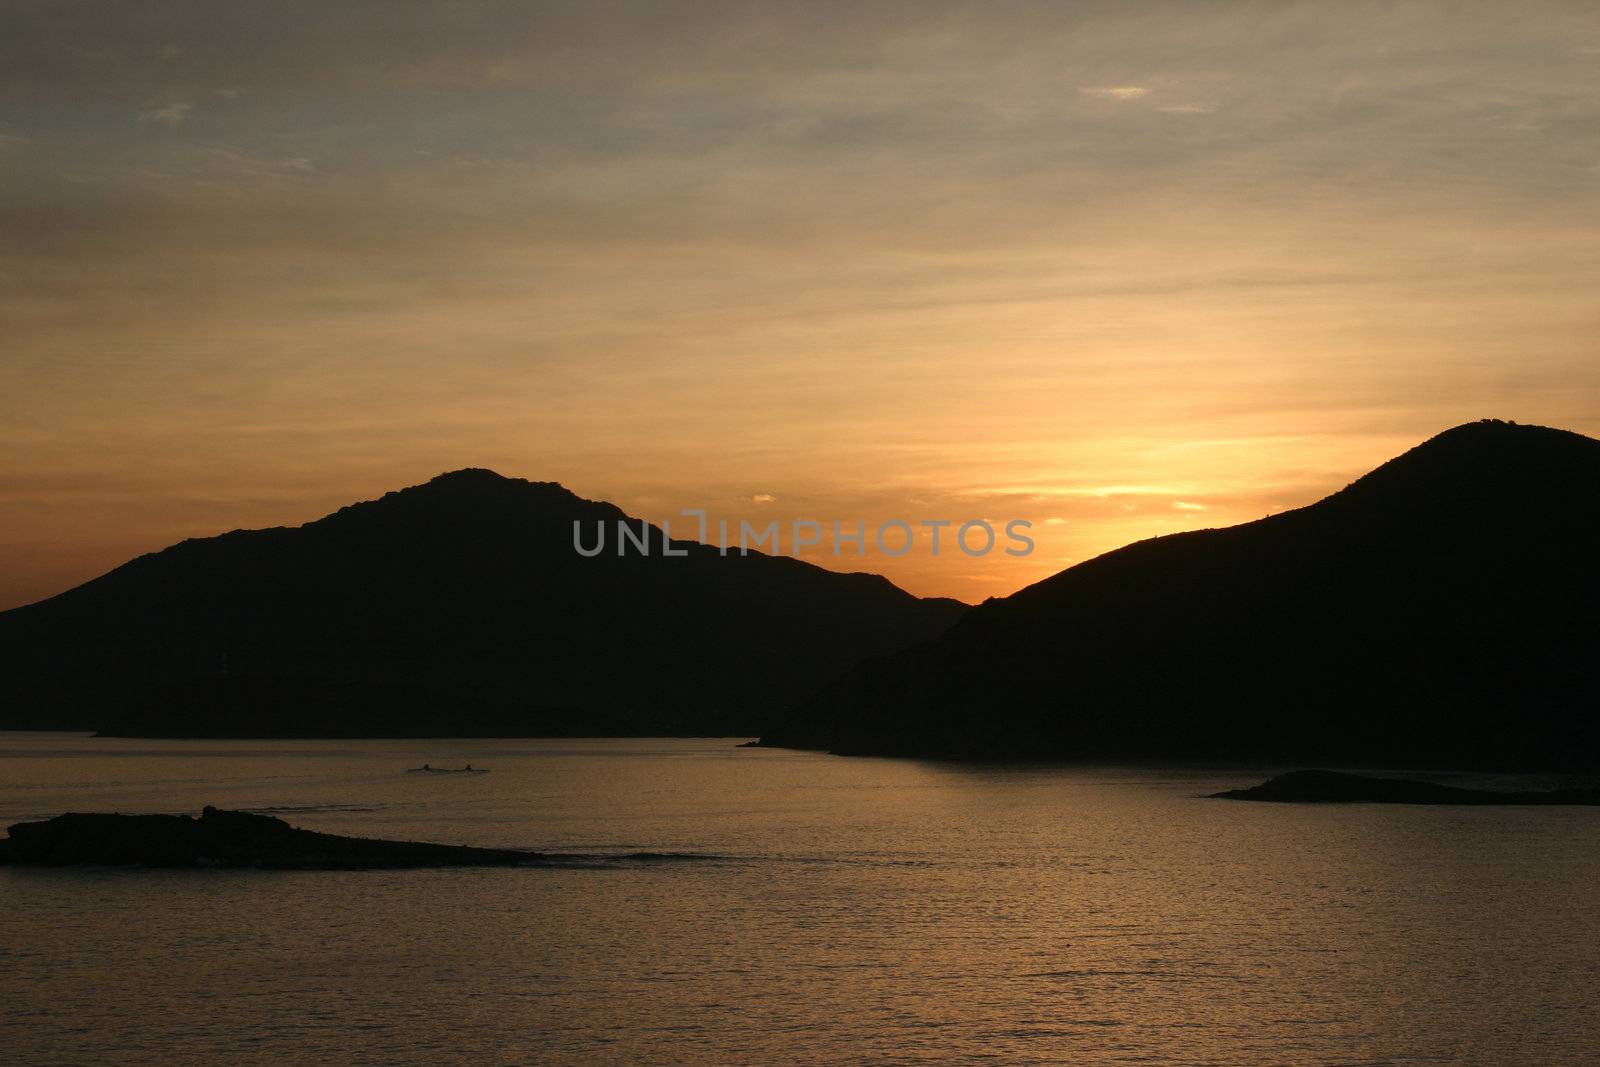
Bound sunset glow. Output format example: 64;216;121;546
3;2;1597;607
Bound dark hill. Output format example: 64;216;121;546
0;471;965;737
760;420;1600;769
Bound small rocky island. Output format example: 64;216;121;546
1213;769;1600;806
0;807;545;869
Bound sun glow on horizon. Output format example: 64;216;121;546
1;2;1596;609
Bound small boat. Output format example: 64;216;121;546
405;764;490;774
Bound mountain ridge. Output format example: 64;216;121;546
761;420;1600;769
0;469;966;737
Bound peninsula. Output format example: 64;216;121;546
0;807;546;869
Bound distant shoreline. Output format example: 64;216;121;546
1213;769;1600;806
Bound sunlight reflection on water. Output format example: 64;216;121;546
4;734;1599;1064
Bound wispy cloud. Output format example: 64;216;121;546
137;101;192;125
1157;102;1217;114
193;147;313;175
961;485;1190;499
1172;501;1207;511
1080;86;1148;100
751;493;776;503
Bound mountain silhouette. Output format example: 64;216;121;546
761;420;1600;769
0;470;964;737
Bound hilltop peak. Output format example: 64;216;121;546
377;469;585;510
425;467;513;486
1389;418;1593;460
416;468;572;496
1416;418;1592;452
1328;419;1600;516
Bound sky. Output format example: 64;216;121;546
1;0;1597;609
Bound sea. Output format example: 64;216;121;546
3;733;1598;1065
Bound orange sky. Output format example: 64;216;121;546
2;2;1597;609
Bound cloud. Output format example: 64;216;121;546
1080;86;1148;100
0;132;28;149
137;101;192;125
1172;501;1207;511
1157;103;1217;114
962;484;1190;499
751;493;777;503
191;146;314;175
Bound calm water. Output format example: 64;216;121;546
3;734;1599;1065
